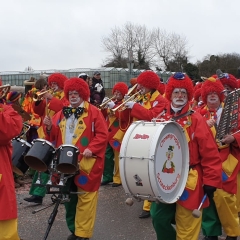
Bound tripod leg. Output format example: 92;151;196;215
43;198;61;240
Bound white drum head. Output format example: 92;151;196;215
149;121;189;203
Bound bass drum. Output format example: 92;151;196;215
12;138;32;175
120;121;189;204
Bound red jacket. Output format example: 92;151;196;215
0;104;22;220
162;103;222;210
45;102;108;192
101;100;132;151
198;105;240;194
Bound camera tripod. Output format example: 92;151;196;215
32;177;83;240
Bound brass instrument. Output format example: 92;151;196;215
98;95;116;109
33;89;52;101
110;90;142;113
0;84;11;99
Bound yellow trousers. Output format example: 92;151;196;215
75;189;98;238
176;204;202;240
0;219;20;240
214;188;240;236
113;150;121;184
143;200;151;211
236;172;240;212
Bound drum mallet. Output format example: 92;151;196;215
125;198;134;206
192;194;207;218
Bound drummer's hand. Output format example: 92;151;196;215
206;119;215;128
221;134;235;144
43;116;52;130
82;148;92;158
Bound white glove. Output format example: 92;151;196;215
102;97;109;103
125;101;135;109
107;100;115;109
124;94;130;101
95;83;103;93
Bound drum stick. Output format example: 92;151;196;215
45;98;49;116
192;194;207;218
80;153;97;158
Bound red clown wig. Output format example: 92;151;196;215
64;77;90;101
218;73;238;90
137;71;160;90
48;73;68;90
112;82;128;96
165;72;194;101
201;77;225;104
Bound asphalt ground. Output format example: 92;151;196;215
17;181;232;240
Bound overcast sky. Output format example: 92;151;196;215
0;0;239;72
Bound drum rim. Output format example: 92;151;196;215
33;138;54;148
57;144;79;151
13;138;32;147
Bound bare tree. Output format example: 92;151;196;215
101;22;155;69
152;28;189;71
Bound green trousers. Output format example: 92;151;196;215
102;144;114;182
29;171;49;197
201;197;222;236
150;202;176;240
63;177;78;233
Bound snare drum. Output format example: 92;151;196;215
24;138;55;172
56;144;79;174
12;138;32;175
120;121;189;203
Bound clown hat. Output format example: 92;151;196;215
165;72;194;101
64;77;90;101
218;73;238;90
6;91;21;103
112;82;128;96
137;71;160;90
201;77;225;104
48;73;68;90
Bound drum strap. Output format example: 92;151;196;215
171;110;194;122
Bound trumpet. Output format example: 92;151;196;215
98;95;116;109
110;90;142;113
33;89;53;101
0;84;11;99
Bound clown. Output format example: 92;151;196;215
150;72;222;240
43;77;108;240
24;73;69;205
162;146;175;174
124;71;168;218
100;82;132;187
200;76;240;240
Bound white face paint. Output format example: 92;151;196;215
51;82;59;92
171;88;188;107
207;92;220;104
69;91;82;106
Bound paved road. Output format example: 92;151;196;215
17;184;230;240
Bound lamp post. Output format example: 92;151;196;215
127;49;134;82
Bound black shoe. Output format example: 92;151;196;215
202;237;218;240
23;195;43;204
139;210;150;218
76;237;89;240
101;180;111;186
112;183;122;187
226;237;237;240
67;233;77;240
